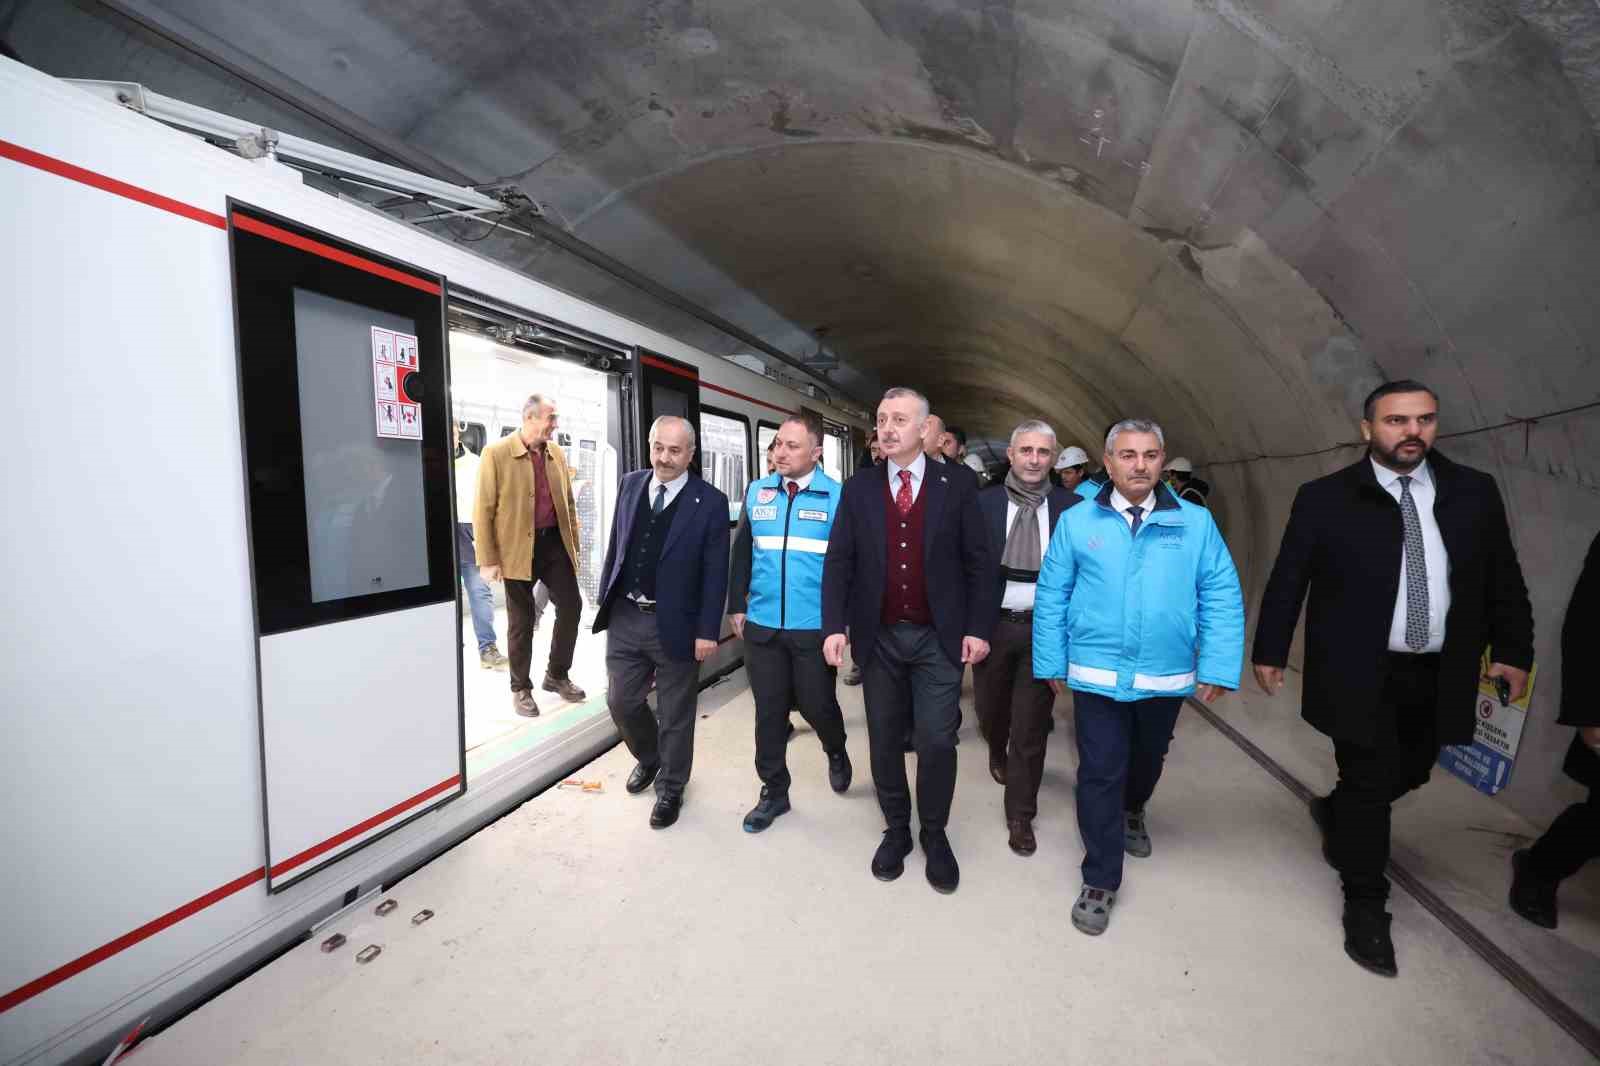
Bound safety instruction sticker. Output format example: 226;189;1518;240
1438;652;1539;796
372;326;421;439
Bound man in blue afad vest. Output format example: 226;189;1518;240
1034;418;1244;937
728;416;852;832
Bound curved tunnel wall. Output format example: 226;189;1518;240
8;0;1599;823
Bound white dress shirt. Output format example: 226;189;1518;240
885;452;928;505
1371;458;1450;653
1109;487;1155;531
648;468;690;510
1000;499;1051;611
782;468;816;494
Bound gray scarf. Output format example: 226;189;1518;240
1001;470;1048;578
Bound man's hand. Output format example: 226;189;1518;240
1252;664;1284;696
480;564;502;583
961;636;990;665
694;639;717;662
1582;726;1600;750
729;613;746;639
1486;662;1530;704
823;633;848;667
1195;684;1228;704
1047;679;1067;696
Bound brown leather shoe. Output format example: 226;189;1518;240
512;689;540;717
1007;819;1036;856
542;675;587;702
989;754;1007;785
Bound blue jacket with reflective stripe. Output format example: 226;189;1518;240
742;469;841;630
1032;481;1244;702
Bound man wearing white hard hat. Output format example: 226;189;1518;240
1053;445;1090;492
1165;457;1210;507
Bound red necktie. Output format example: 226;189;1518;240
786;480;799;500
895;469;913;515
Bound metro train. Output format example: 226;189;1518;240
0;59;866;1066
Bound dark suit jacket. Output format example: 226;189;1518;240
1252;451;1534;747
593;470;730;662
1561;531;1600;786
822;459;997;669
978;482;1080;626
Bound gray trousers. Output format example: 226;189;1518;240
605;599;702;798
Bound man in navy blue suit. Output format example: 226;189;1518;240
823;387;996;893
593;416;730;830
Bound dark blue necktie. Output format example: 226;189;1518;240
1128;504;1144;536
652;484;666;516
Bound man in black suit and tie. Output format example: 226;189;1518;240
1252;381;1533;976
974;420;1080;856
823;387;996;893
593;416;731;830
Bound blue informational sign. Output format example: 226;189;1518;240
1438;656;1540;797
1438;742;1515;796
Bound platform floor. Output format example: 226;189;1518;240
139;671;1594;1065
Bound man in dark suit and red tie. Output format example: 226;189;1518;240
593;416;730;831
823;387;997;893
1252;380;1533;977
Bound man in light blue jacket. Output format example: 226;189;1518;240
1034;418;1244;936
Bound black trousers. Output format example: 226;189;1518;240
604;599;701;798
1330;653;1442;903
972;615;1056;822
505;527;582;691
1527;786;1600;882
862;623;961;831
745;622;847;795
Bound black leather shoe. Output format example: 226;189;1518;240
512;689;540;717
871;828;913;881
1310;794;1337;869
1342;904;1398;977
649;794;682;830
542;674;587;702
920;827;960;894
842;665;862;686
827;748;853;793
1007;819;1036;856
989;754;1007;786
626;762;660;795
742;788;790;833
1510;849;1559;929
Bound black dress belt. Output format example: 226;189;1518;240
627;597;657;614
999;608;1034;624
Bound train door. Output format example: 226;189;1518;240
229;202;464;892
446;324;623;777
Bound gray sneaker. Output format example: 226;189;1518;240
1072;885;1116;936
1124;808;1152;858
480;646;509;670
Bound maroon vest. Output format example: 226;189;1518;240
881;472;931;626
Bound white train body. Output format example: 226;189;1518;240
0;59;863;1065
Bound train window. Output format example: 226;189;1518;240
699;406;751;523
823;431;843;482
456;420;486;455
757;421;780;476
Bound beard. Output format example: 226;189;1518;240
1371;437;1430;471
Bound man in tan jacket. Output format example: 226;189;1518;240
476;394;587;717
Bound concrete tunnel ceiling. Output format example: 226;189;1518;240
10;0;1598;471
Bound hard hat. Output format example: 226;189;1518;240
1055;446;1089;469
1167;456;1194;473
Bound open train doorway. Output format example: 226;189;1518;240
447;323;621;781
